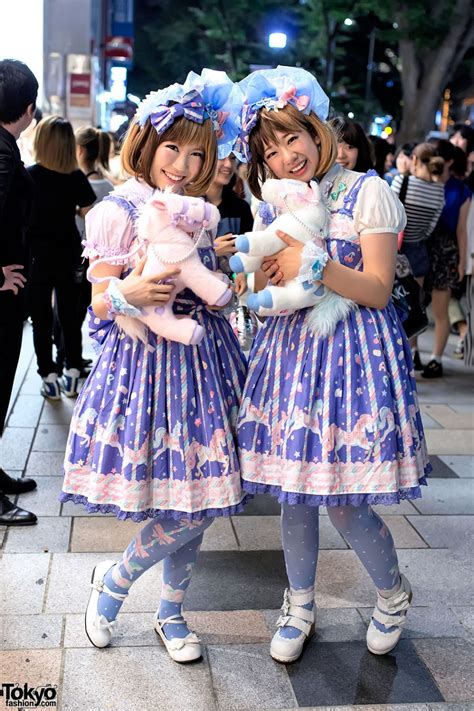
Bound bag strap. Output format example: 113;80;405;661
398;175;409;205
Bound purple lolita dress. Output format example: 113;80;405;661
238;166;431;506
60;178;247;521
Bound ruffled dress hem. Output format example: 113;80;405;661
242;477;428;507
59;491;250;521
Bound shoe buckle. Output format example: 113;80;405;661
276;614;290;628
91;580;104;594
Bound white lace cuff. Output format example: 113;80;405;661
296;241;329;284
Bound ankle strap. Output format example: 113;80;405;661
91;580;128;601
156;614;185;626
286;587;315;606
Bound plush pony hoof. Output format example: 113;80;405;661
229;254;245;274
247;293;261;312
189;324;205;346
258;289;274;309
235;234;250;253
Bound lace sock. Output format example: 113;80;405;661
279;503;319;640
97;517;213;623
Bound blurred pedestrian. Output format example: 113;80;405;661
207;153;253;297
391;142;445;369
330;116;374;172
369;136;395;183
422;139;471;378
0;58;38;525
27;116;96;399
393;142;417;179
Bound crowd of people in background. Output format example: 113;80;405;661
0;57;473;530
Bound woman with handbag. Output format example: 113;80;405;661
422;140;471;378
391;143;445;369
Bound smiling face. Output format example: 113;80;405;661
212;155;238;187
336;140;358;170
263;128;320;183
150;140;205;191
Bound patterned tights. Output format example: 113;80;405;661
97;516;213;640
279;502;400;639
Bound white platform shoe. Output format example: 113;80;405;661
154;614;202;663
270;588;315;663
366;574;413;655
85;560;128;649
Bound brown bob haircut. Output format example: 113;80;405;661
247;103;338;199
121;114;217;197
34;115;78;174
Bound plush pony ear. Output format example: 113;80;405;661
308;180;322;205
260;179;280;205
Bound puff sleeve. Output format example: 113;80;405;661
82;199;135;265
353;175;406;236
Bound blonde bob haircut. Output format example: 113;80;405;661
121;114;217;197
34;115;78;174
247;103;338;200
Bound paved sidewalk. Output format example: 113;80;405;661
0;324;473;711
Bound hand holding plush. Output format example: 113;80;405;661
89;193;232;345
229;178;354;336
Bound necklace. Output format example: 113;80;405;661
150;226;205;265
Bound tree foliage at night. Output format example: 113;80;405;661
129;0;473;141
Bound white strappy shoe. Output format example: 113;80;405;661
270;588;315;663
85;560;128;649
154;614;202;663
366;574;413;655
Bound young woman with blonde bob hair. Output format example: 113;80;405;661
27;115;96;399
234;66;430;664
60;71;247;663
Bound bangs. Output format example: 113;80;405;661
121;115;217;196
247;104;337;200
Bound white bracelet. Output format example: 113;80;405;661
103;277;142;318
296;241;329;284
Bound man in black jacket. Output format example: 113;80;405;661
0;59;39;525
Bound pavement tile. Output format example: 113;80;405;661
200;517;239;551
25;451;66;478
413;638;474;702
207;643;297;709
7;394;44;428
19;368;43;396
358;605;469;640
264;607;367;643
0;649;62;701
32;424;69;452
407;516;474;550
0;427;35;469
419;407;443;429
450;606;474;636
425;430;474;456
4;516;71;553
61;647;217;711
185;551;287;611
15;476;63;516
286;640;443;707
233;515;348;551
1;614;63;649
427;456;459;478
0;553;50;614
69;517;142;552
45;553;164;613
377;515;428;548
372;499;421;516
39;398;76;425
186;610;271;644
315;548;473;609
421;405;474;430
409;480;474;515
438;455;474;478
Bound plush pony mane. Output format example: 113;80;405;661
262;179;321;212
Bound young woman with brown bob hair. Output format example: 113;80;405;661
60;71;247;663
234;66;430;665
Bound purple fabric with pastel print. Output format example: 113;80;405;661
61;184;248;521
237;169;431;507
